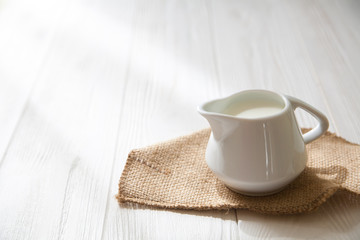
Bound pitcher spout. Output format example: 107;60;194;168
197;112;222;141
198;104;239;141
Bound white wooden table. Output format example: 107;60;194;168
1;0;359;239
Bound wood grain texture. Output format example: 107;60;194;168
101;0;239;239
0;0;130;239
0;0;63;165
0;0;359;239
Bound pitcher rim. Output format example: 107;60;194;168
197;89;291;121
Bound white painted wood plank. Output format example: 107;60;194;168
0;0;64;164
0;0;134;239
101;0;240;239
293;0;360;144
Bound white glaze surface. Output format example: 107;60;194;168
199;90;328;195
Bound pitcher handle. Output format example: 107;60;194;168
286;96;329;144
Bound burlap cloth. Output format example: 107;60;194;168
117;129;360;214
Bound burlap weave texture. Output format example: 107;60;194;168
117;129;360;214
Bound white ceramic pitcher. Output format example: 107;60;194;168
198;90;329;196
